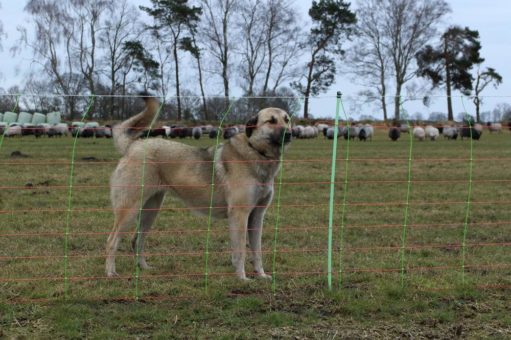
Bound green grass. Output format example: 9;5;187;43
1;130;510;338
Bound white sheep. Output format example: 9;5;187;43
442;126;458;140
5;124;22;137
413;126;426;141
487;122;502;133
425;125;440;141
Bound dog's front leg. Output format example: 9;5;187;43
248;206;271;279
228;208;251;280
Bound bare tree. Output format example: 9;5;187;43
381;0;449;120
347;0;390;122
261;0;303;95
71;0;112;111
473;66;502;122
351;0;450;121
21;0;86;118
200;0;238;107
237;0;266;96
100;0;141;118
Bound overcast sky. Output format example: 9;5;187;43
1;0;510;119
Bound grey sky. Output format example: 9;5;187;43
1;0;510;119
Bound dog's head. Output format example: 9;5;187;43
245;108;292;152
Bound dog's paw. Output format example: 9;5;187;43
138;261;153;270
106;271;119;278
257;273;272;280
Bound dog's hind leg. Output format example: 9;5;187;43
106;205;139;277
131;191;165;270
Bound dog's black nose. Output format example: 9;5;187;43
284;131;292;143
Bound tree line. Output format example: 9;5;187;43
0;0;503;122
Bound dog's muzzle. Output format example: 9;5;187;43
271;128;292;145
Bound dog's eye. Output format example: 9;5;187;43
266;116;277;124
284;116;289;123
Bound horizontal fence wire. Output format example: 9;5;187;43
1;93;510;304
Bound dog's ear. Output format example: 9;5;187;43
245;115;258;138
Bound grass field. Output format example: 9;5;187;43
1;128;510;338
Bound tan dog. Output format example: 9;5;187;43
106;95;291;280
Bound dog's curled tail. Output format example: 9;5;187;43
113;93;160;155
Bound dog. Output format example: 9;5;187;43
106;94;292;280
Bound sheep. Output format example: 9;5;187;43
192;126;202;140
425;125;440;141
442;126;458;140
399;123;410;133
21;124;35;136
413;126;426;141
461;124;482;140
388;127;400;141
326;126;344;140
343;125;357;140
316;123;329;137
223;126;239;139
34;125;46;138
49;123;69;137
487;122;502;133
302;126;317;139
292;125;305;138
209;128;220;139
104;125;113;138
359;124;374;141
5;124;22;137
162;125;171;137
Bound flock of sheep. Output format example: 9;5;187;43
1;119;506;142
293;121;506;142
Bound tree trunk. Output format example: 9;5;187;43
394;81;402;121
303;59;315;119
173;44;182;121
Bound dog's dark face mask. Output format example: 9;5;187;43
269;127;292;146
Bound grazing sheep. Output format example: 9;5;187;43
209;128;220;139
358;124;374;141
388;127;401;141
399;123;410;133
104;125;113;138
202;124;214;135
326;126;343;140
461;124;482;140
223;126;238;139
34;125;46;138
442;126;458;140
302;126;317;139
425;125;440;141
50;123;70;137
343;125;357;140
192;127;202;140
5;124;22;137
413;126;426;141
487;122;502;133
316;123;329;137
21;124;35;136
292;125;305;138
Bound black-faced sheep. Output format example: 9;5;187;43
388;127;401;141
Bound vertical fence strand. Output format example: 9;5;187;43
399;107;414;288
460;98;475;284
327;92;342;290
204;100;234;292
64;95;95;299
133;96;165;301
271;98;300;294
338;95;351;289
